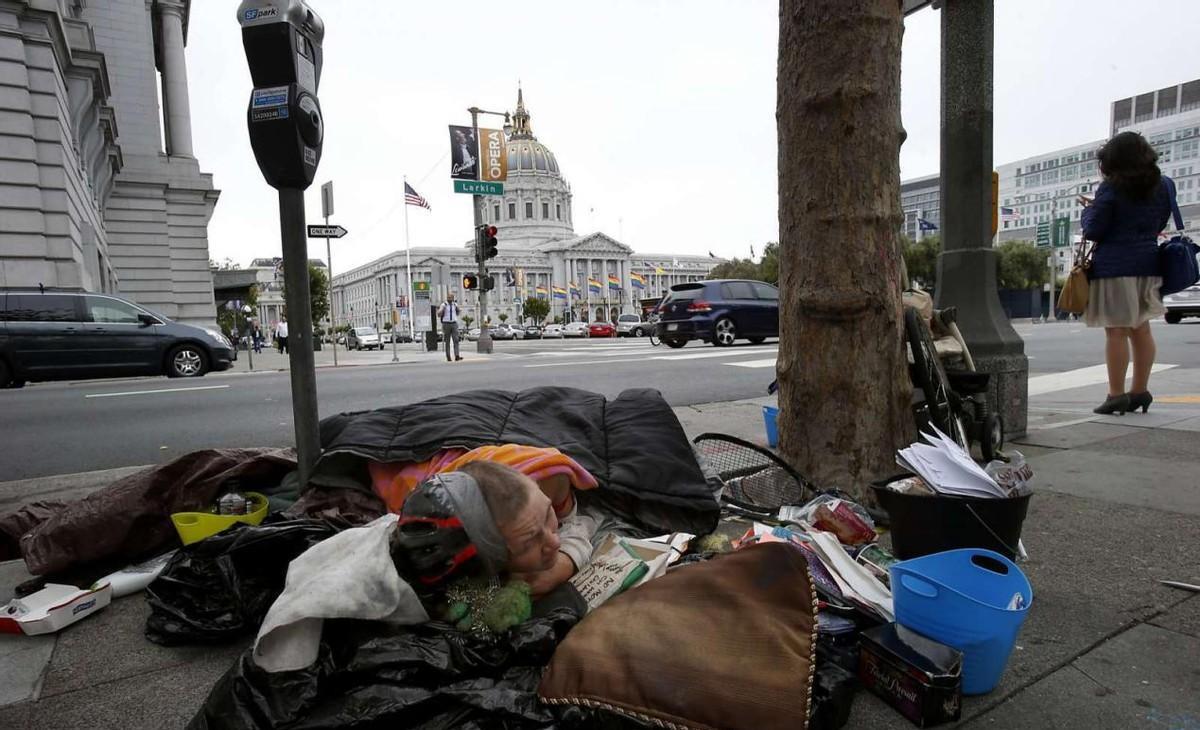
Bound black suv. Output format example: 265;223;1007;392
655;279;779;347
0;291;235;389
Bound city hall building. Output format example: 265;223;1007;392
0;0;218;325
331;89;720;332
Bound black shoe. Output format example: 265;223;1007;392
1128;391;1153;413
455;356;463;361
1093;393;1131;415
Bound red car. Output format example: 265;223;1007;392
588;321;616;337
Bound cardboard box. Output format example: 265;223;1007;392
859;622;963;727
0;582;112;636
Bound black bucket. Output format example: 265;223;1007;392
871;476;1032;561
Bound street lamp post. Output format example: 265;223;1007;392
467;105;511;355
241;304;254;371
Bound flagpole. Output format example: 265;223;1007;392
404;175;417;350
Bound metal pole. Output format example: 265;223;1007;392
325;213;337;367
403;175;418;351
472;108;493;354
278;188;320;485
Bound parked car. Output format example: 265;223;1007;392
346;326;382;350
542;324;564;338
0;290;235;388
588;321;616;338
1164;284;1200;324
491;324;516;340
654;279;779;348
616;313;646;337
466;327;482;341
523;325;543;339
563;322;589;338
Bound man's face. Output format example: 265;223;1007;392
448;294;455;302
455;131;467;145
499;475;561;573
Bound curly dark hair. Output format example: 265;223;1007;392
1097;132;1161;199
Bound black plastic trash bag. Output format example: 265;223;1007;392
145;517;342;646
188;607;586;730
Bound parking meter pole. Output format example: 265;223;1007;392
279;188;321;485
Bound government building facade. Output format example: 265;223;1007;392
0;0;218;325
331;89;719;332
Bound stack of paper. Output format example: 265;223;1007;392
896;426;1014;498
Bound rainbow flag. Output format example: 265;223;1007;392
569;281;581;298
552;286;567;299
607;274;620;289
587;278;602;294
535;285;548;299
630;272;646;289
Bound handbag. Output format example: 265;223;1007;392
1160;177;1200;297
1057;239;1094;315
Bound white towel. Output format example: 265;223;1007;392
253;514;429;672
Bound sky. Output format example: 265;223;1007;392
188;0;1199;273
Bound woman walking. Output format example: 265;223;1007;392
1081;132;1173;415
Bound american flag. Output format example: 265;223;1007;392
1000;206;1018;221
404;182;430;210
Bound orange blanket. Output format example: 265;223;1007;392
367;444;599;515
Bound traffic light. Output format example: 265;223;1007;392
481;225;498;260
482;274;495;292
463;273;479;290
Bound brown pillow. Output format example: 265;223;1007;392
539;542;817;730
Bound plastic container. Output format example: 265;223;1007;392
762;405;779;448
871;478;1031;560
171;492;269;546
891;549;1033;695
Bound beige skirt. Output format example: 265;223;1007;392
1084;276;1164;328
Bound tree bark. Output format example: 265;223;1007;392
776;0;913;501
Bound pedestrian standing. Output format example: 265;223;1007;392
1080;131;1172;415
276;316;289;355
252;324;263;354
438;293;462;362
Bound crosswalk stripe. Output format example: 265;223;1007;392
656;348;777;360
1027;363;1177;396
728;358;777;369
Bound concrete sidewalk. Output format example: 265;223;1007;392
225;339;493;373
2;386;1199;729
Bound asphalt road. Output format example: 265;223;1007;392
1;320;1195;480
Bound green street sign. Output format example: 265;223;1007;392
1035;222;1051;248
453;180;504;196
1052;216;1071;248
413;281;430;292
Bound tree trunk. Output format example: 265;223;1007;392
776;0;913;501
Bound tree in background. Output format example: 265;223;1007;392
707;242;779;285
901;235;940;290
776;0;911;501
462;314;474;329
498;313;509;323
308;263;330;325
521;297;550;325
995;241;1049;290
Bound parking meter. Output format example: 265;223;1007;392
237;1;325;189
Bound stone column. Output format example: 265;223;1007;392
935;0;1027;437
159;2;194;157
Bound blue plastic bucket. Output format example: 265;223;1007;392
762;405;779;447
891;549;1033;695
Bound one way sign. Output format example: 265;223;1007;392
307;225;348;239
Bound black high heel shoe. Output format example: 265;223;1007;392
1128;391;1153;413
1093;394;1130;415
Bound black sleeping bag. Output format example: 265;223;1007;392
311;386;720;536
